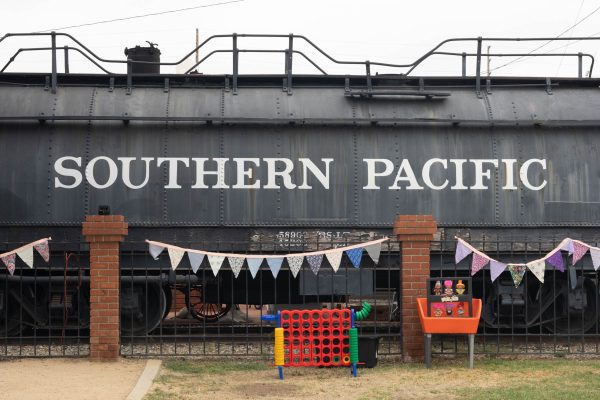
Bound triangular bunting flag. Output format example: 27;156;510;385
16;246;34;268
306;254;323;275
168;247;185;270
267;257;284;279
591;248;600;271
187;252;205;273
228;257;244;278
2;253;16;275
207;255;225;277
546;250;565;272
34;240;50;263
365;243;382;264
247;258;263;279
326;251;343;273
346;248;363;268
572;241;589;265
455;240;473;264
507;264;526;287
471;253;489;276
149;243;165;260
287;256;304;278
490;260;507;282
561;239;574;254
527;260;545;283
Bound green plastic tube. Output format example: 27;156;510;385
349;328;359;364
355;301;372;321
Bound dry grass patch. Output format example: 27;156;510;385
145;357;600;400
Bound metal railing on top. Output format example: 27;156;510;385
0;32;598;94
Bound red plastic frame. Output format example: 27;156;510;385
280;309;352;367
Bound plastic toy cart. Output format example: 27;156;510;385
416;297;482;368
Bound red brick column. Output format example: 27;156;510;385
393;215;437;362
83;215;128;361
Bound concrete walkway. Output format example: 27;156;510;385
0;358;156;400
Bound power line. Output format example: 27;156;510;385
491;3;600;73
35;0;245;33
556;0;586;75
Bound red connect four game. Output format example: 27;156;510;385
280;309;353;368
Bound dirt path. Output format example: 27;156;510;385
0;358;146;400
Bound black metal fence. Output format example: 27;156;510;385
0;241;90;358
119;238;402;358
430;238;600;355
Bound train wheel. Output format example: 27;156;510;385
185;286;231;322
120;283;167;336
541;276;598;334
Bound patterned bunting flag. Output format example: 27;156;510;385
228;257;244;278
207;255;225;277
267;257;284;278
16;246;34;268
561;239;574;254
2;253;16;275
34;241;50;263
572;241;589;265
591;248;600;271
527;260;546;283
287;256;304;278
247;258;263;279
306;254;323;275
507;264;526;287
167;247;185;270
326;251;343;272
365;243;382;264
149;243;165;260
346;248;363;268
187;252;205;273
490;260;507;282
546;250;565;272
455;240;473;264
470;253;489;276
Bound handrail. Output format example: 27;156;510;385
1;46;114;74
1;32;599;94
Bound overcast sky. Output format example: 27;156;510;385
2;0;600;77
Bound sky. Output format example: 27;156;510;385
2;0;600;77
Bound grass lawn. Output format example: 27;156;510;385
145;357;600;400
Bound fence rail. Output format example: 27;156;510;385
0;241;89;358
119;238;402;357
430;238;600;355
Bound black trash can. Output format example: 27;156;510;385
358;335;381;368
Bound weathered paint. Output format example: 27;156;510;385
1;79;600;228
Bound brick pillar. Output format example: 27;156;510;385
393;215;437;362
83;215;128;361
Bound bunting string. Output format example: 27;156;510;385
0;237;52;275
146;237;388;278
455;237;600;287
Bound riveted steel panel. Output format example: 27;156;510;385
2;81;600;228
